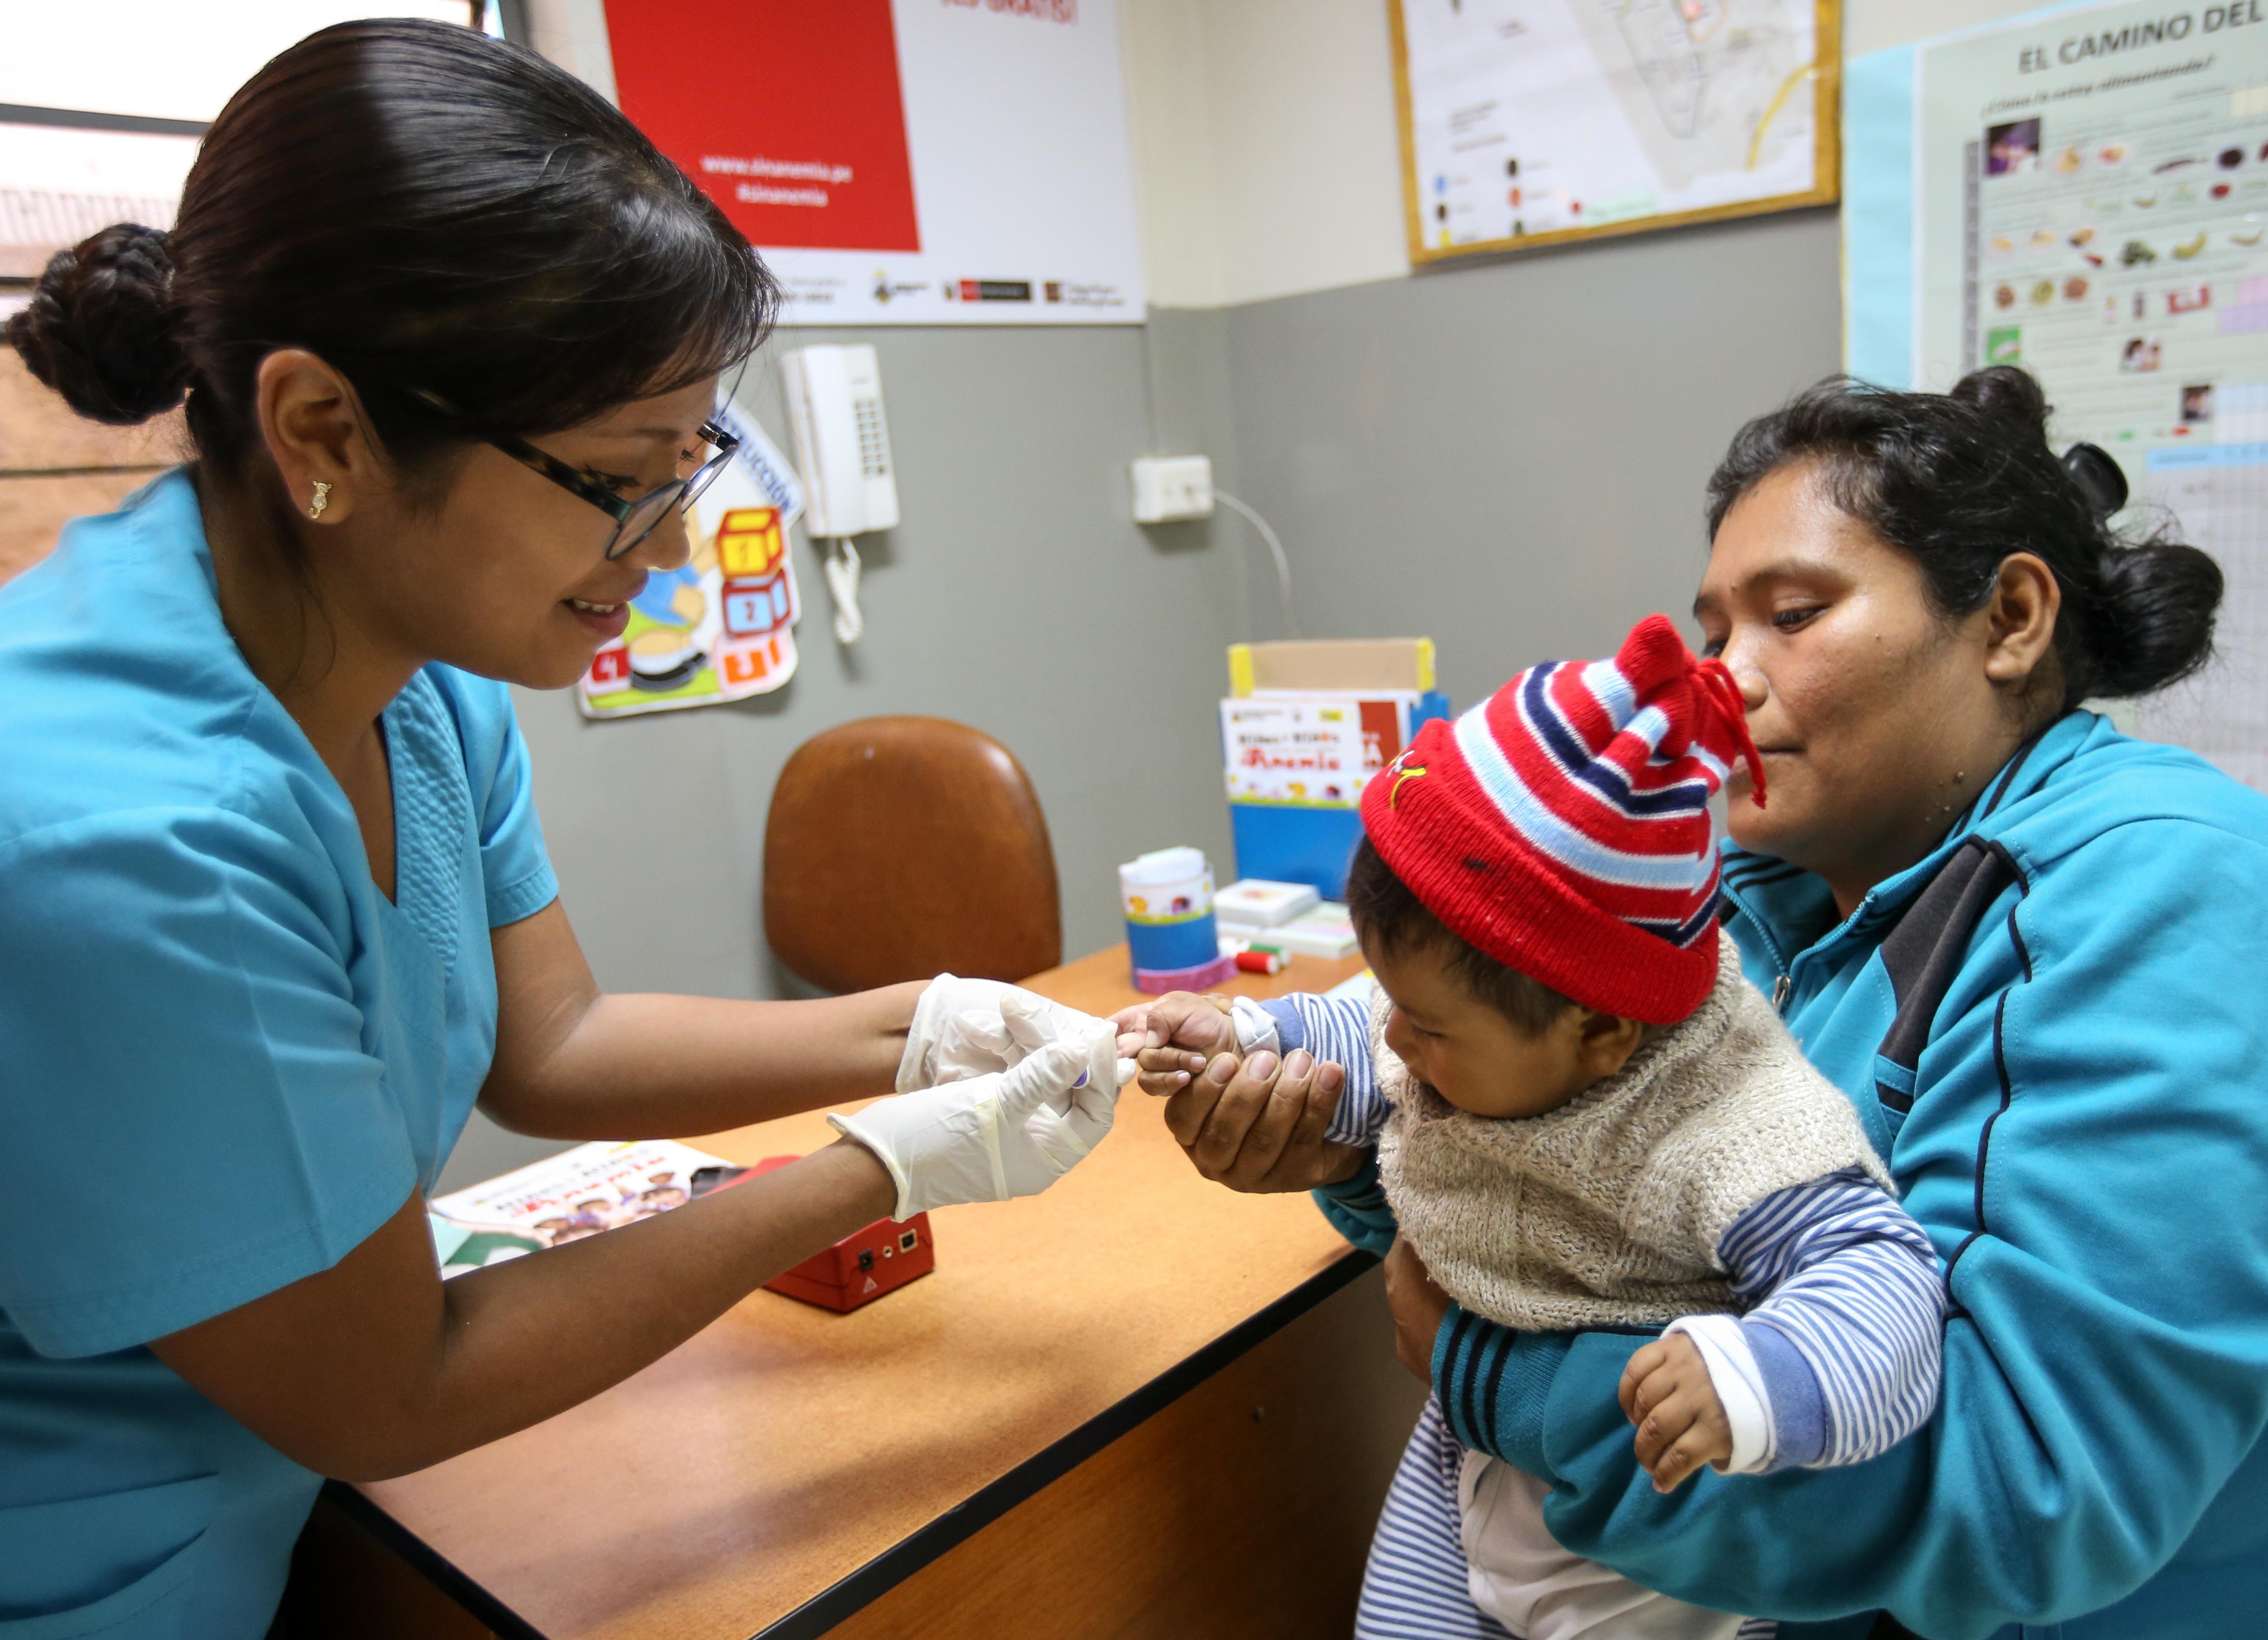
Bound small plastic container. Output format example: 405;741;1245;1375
1120;846;1237;993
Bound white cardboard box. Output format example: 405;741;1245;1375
1250;902;1359;960
1214;878;1320;929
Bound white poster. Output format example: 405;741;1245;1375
1909;1;2268;788
602;0;1144;326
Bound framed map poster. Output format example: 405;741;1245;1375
1389;0;1841;262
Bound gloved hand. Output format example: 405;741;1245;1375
833;1014;1122;1221
897;972;1114;1093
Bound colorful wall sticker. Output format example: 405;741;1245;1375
576;401;808;720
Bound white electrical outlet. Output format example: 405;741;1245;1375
1131;454;1215;523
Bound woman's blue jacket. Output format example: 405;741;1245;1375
1326;711;2268;1639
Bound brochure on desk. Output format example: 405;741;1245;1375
427;1139;740;1277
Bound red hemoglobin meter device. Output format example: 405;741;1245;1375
691;1154;936;1312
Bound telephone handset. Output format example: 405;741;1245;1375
781;344;899;644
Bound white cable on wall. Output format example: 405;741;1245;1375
1212;488;1301;639
821;536;865;646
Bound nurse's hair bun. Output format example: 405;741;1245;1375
4;223;191;426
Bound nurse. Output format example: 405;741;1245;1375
0;21;1116;1638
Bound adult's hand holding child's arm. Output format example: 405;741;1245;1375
1109;992;1364;1191
1166;1048;1365;1190
1620;1333;1736;1493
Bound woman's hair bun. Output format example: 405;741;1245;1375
3;223;190;425
1949;363;2050;437
2087;537;2224;697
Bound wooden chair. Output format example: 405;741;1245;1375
763;716;1063;992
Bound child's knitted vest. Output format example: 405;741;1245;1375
1377;939;1890;1331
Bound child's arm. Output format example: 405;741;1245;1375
1254;992;1386;1147
1620;1168;1946;1492
1235;990;1399;1251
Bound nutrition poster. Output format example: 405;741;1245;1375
601;0;1144;325
1872;1;2268;788
1389;0;1840;261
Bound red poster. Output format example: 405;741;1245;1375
605;0;921;254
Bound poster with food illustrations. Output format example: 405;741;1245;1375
1850;0;2268;790
1910;1;2268;455
576;400;808;719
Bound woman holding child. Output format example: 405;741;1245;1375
1134;367;2268;1640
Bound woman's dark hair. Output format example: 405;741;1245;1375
1705;367;2222;704
1343;838;1575;1033
4;18;775;486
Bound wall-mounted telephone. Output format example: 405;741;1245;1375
781;345;898;645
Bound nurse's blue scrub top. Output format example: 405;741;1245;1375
0;472;559;1637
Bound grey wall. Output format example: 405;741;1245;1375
443;210;1844;1191
1216;208;1845;705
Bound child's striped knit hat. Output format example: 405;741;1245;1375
1360;614;1764;1024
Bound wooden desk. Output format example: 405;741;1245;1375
317;946;1420;1640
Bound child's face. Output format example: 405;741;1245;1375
1367;939;1636;1119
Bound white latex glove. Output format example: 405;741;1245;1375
832;1014;1122;1221
897;972;1116;1093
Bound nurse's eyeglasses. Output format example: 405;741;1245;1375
406;389;740;561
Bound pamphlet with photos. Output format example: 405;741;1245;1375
427;1139;747;1277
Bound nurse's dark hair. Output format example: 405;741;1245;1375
3;18;775;481
1704;367;2222;705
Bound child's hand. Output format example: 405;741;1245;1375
1115;991;1241;1096
1618;1333;1734;1493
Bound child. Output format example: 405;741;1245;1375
1138;617;1944;1640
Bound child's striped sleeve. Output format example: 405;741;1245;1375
1257;992;1385;1147
1715;1167;1947;1470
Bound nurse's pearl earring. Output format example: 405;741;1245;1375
308;481;331;521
